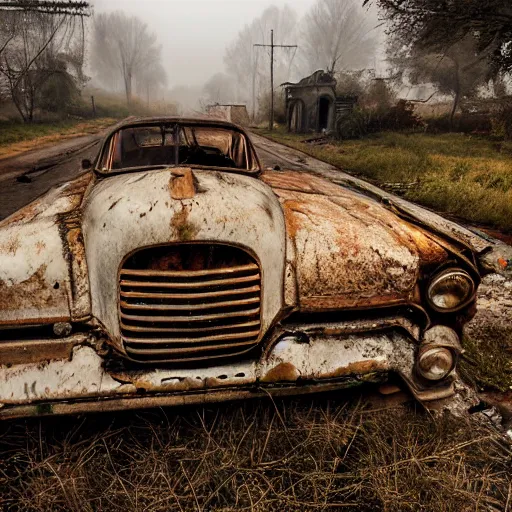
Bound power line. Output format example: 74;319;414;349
255;29;297;131
0;1;90;15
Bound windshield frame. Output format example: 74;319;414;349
94;120;262;176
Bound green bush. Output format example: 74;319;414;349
337;101;423;139
491;100;512;140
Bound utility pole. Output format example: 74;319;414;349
255;30;297;131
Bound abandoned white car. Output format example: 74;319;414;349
1;117;511;419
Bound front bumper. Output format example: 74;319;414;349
0;327;458;419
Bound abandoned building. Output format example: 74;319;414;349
205;104;251;126
282;70;357;134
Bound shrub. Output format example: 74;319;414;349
337;100;423;139
491;99;512;140
426;113;492;134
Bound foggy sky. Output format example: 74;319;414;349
93;0;317;88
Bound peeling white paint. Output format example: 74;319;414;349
0;218;72;324
0;330;415;408
82;168;287;350
0;345;124;403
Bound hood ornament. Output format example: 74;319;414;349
170;168;196;200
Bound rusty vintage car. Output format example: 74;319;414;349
1;117;511;419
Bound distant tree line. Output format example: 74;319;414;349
0;0;90;122
0;1;168;122
91;12;167;106
219;0;378;121
216;0;512;129
367;0;512;128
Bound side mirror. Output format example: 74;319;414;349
81;159;92;170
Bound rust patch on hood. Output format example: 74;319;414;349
0;265;66;316
261;170;448;310
170;205;199;241
0;236;21;255
261;170;348;197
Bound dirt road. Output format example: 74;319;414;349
0;133;102;221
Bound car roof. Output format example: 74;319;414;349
104;116;247;138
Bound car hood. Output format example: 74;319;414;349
260;170;450;310
0;166;489;330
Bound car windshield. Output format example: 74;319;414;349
98;123;260;173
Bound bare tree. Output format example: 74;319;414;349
0;8;87;121
202;73;235;105
224;5;299;119
301;0;377;75
389;35;491;129
136;60;167;107
91;12;164;105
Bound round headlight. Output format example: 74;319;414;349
427;269;475;312
417;347;455;381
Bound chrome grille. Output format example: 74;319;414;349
119;247;262;363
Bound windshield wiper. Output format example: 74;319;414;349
107;164;172;174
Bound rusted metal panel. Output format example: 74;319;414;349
0;327;421;416
284;314;422;342
0;381;373;420
0;335;84;366
258;332;415;382
61;219;91;321
0;344;127;404
261;170;448;310
0;174;92;326
82;168;286;354
0;173;91;228
0;219;72;326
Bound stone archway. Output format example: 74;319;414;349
318;96;333;132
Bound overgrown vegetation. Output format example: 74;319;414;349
0;118;113;147
0;395;510;511
258;128;512;232
460;325;512;392
0;87;178;158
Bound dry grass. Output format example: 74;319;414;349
0;393;510;512
0;118;116;159
257;128;512;233
460;324;512;393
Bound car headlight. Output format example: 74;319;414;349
417;346;455;381
427;269;475;313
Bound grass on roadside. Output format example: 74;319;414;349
0;118;116;159
460;324;512;392
258;128;512;233
0;395;509;512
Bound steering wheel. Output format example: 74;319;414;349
182;145;207;165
